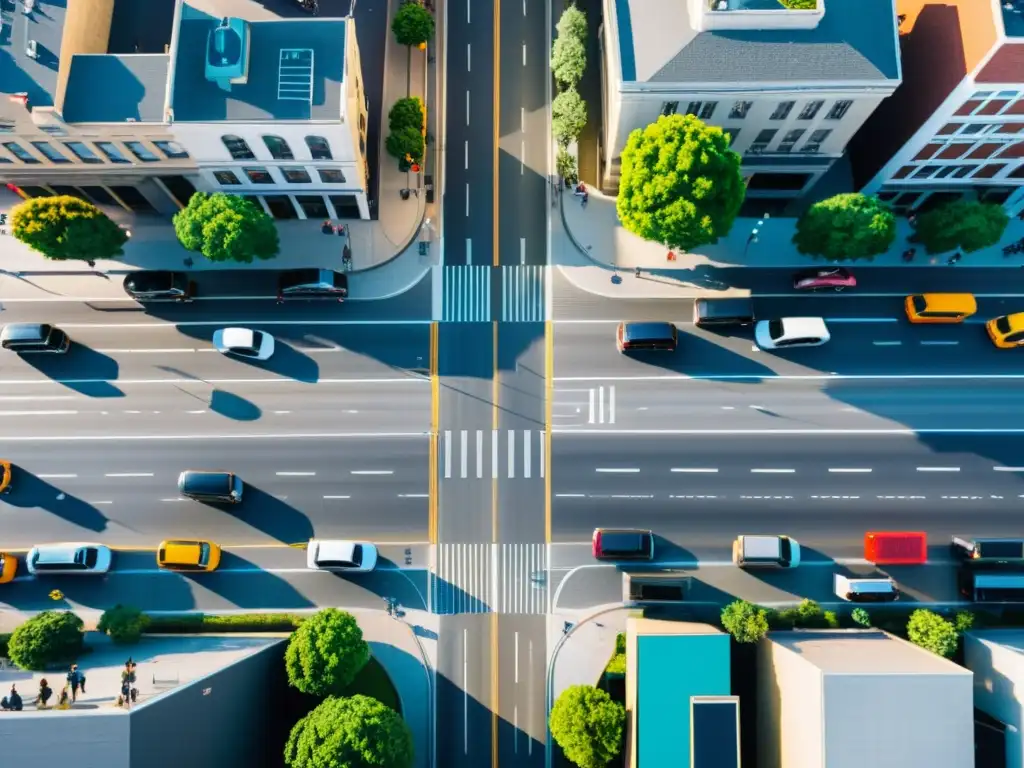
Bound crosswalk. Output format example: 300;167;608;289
441;266;546;323
440;429;545;479
432;543;548;614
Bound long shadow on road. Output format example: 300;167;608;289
221;485;314;545
3;473;109;534
19;345;123;397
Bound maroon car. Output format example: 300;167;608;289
792;267;856;292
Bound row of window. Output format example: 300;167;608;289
913;138;1024;164
212;166;347;186
662;99;852;123
0;138;188;165
223;135;333;161
730;128;833;155
954;91;1024;119
892;162;1019;182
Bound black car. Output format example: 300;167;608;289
277;269;348;302
122;271;195;302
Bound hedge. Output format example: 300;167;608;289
143;613;306;633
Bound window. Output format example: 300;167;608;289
955;99;983;116
974;163;1007;179
40;125;67;136
660;101;679;117
913;143;943;161
770;101;795;121
213;170;241;185
122;141;158;161
0;124;14;134
967;143;1004;160
777;129;805;153
153;141;189;159
802;129;831;152
826;100;853;120
263;135;294;160
959;124;986;135
747;129;777;154
95;142;130;163
937;144;969;160
30;141;70;163
951;166;974;178
317;168;346;183
62;142;101;164
933;166;958;179
728;101;752;119
306;136;332;160
282;167;312;183
3;142;38;163
798;100;823;120
686;101;717;120
911;165;940;179
296;195;330;218
222;135;255;160
244;168;274;184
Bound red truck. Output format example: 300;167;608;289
864;531;927;565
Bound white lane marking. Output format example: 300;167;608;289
186;410;206;415
466;238;473;265
522;43;526;66
0;377;428;387
351;470;394;476
508;430;515;479
608;386;616;424
7;431;429;442
917;467;960;472
520;237;526;265
671;468;718;473
272;410;291;415
540;433;545;479
554;374;1024;382
514;631;519;684
461;430;468;478
277;471;316;476
826;318;899;323
995;466;1024;472
105;472;154;478
554;493;586;497
0;395;75;402
0;410;77;417
521;106;525;132
38;473;77;479
476;430;484;479
57;320;431;328
89;501;113;505
398;493;429;498
467;0;470;22
467;43;471;71
323;495;351;499
466;183;470;217
160;498;187;502
595;468;639;473
751;468;795;474
465;140;469;170
521;141;525;174
828;468;872;473
872;341;902;346
466;90;470;124
444;430;452;479
523;430;531;479
492;430;499;479
920;340;959;346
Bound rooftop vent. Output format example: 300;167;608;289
205;17;250;93
278;48;314;104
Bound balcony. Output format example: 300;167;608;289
700;0;823;31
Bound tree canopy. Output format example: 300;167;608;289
552;88;588;147
285;608;370;697
10;195;127;262
550;6;587;89
792;193;897;262
7;611;84;670
549;685;625;768
97;604;149;645
392;1;435;47
172;192;279;264
616;114;745;251
721;600;770;643
913;199;1009;254
906;609;959;658
284;695;414;768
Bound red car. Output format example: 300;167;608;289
792;267;856;292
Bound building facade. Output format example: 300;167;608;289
599;0;901;210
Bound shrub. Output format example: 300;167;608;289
392;0;435;47
0;632;10;658
10;195;128;262
605;633;627;677
143;613;305;633
285;608;370;697
556;147;578;185
823;611;840;629
552;88;588;147
913;199;1009;254
721;600;770;643
285;695;414;768
792;193;897;262
906;609;959;658
851;608;872;628
550;685;625;768
954;611;975;633
780;0;817;8
97;605;149;645
7;611;84;670
388;96;425;133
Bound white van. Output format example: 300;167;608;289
732;535;801;569
834;573;899;603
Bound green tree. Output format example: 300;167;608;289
97;604;149;645
851;608;872;628
721;600;770;643
913;199;1010;254
285;608;370;697
173;192;279;264
7;611;84;670
284;695;414;768
549;685;625;768
10;195;128;262
385;125;425;166
391;0;434;46
551;5;587;89
792;193;896;262
617;114;744;251
388;96;425;133
552;89;588;147
780;0;817;8
906;609;959;658
557;147;578;185
954;611;975;633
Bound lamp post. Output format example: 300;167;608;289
743;214;770;259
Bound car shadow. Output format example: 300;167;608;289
222;485;314;544
40;569;198;612
618;328;776;381
192;552;315;610
19;345;123;398
3;473;108;533
208;389;262;421
171;325;321;383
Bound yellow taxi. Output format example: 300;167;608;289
0;552;17;584
157;540;222;572
987;312;1024;348
0;460;11;494
905;293;977;324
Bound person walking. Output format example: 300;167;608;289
67;664;85;701
1;684;22;711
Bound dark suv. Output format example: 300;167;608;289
277;269;348;303
122;271;195;302
0;323;70;354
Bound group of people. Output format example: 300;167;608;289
0;664;86;712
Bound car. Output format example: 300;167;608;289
592;528;655;561
615;322;678;352
26;543;112;575
212;328;275;360
0;460;10;494
122;271;195;302
0;552;17;584
792;267;856;292
177;470;243;504
732;535;801;568
754;317;830;350
277;268;348;302
986;312;1024;348
0;323;70;354
306;539;378;572
157;540;222;572
904;293;977;324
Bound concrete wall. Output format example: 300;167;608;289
0;711;130;768
756;638;824;768
967;633;1024;768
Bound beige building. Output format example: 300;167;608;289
757;630;974;768
965;629;1024;768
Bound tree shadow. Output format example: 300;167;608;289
18;345;123;398
221;485;314;544
2;473;108;533
38;569;198;611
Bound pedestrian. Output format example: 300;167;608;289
581;191;588;208
67;664;85;701
86;260;96;268
1;684;22;711
947;251;962;265
57;685;70;709
183;256;194;268
634;266;641;278
321;219;333;235
35;678;52;709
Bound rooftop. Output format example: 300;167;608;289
611;0;900;84
771;630;972;675
1004;0;1024;38
62;54;170;122
170;4;346;122
0;0;66;108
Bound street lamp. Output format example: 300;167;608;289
743;214;770;259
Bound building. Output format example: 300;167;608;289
757;629;974;768
964;629;1024;768
624;617;736;768
597;0;901;210
854;0;1024;216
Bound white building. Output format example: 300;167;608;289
757;630;974;768
597;0;901;209
965;629;1024;768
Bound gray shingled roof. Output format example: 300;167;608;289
62;54;170;123
170;5;345;122
618;0;900;85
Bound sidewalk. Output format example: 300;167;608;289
556;185;1024;299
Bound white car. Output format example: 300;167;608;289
212;328;275;360
27;543;112;575
755;317;830;350
306;539;378;573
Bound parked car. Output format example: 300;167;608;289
122;271;195;302
792;267;856;292
306;539;378;572
754;317;830;350
277;269;348;302
0;323;70;354
212;328;275;360
0;552;16;584
0;460;10;494
592;528;655;561
26;543;112;575
864;531;927;565
157;540;222;572
732;535;801;568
